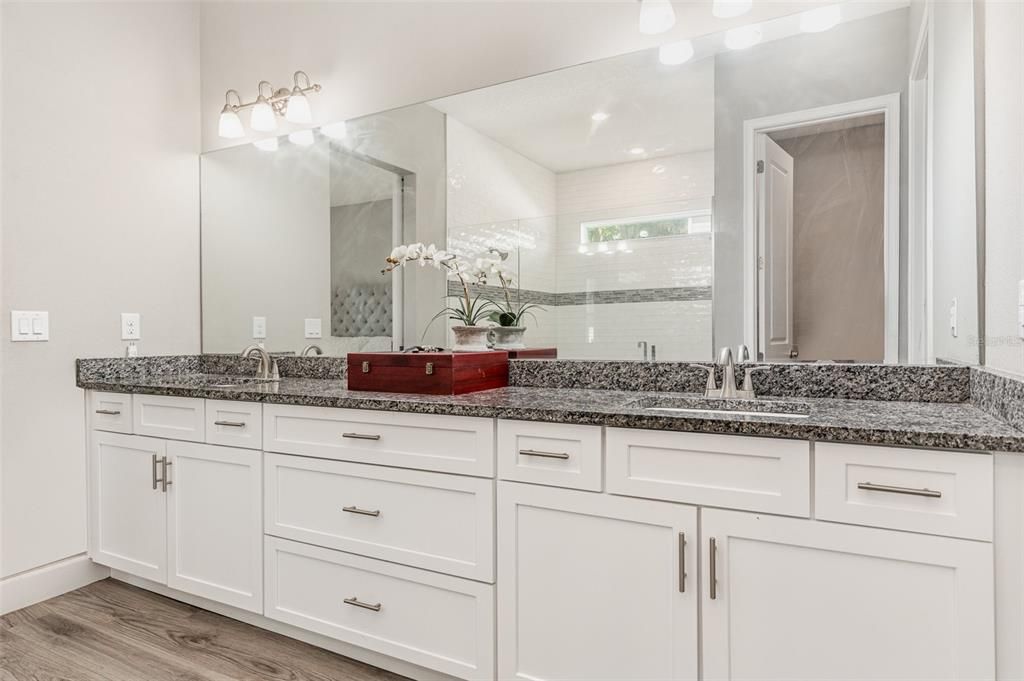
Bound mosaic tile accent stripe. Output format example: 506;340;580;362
970;367;1024;432
448;281;712;306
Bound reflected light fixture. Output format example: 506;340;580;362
591;111;610;122
638;0;676;35
800;5;842;33
320;121;348;140
724;24;762;49
659;39;694;65
217;71;322;138
253;137;279;152
712;0;752;19
630;146;646;155
288;129;315;147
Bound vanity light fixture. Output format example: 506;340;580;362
712;0;752;19
658;39;695;65
217;71;322;138
638;0;676;35
288;129;315;147
724;24;762;49
800;5;842;33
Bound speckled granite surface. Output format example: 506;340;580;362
76;371;1024;453
971;367;1024;432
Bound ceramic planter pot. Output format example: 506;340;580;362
451;325;491;352
490;325;527;350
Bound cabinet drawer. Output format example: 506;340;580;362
606;429;810;517
497;420;603;491
263;404;495;476
205;400;262;450
264;536;495;680
265;453;494;581
90;391;133;433
133;395;205;442
814;443;993;540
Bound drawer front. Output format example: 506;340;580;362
206;400;263;450
264;536;495;680
265;453;495;581
815;442;994;540
133;394;205;442
606;429;810;517
90;391;133;433
497;420;603;491
263;404;495;476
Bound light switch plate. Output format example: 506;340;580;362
949;297;958;338
304;318;323;339
11;311;49;342
252;316;267;339
121;313;141;340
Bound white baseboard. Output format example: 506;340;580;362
0;554;110;615
110;571;463;681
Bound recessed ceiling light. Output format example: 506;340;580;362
652;165;667;174
591;111;610;122
800;6;842;33
724;24;763;50
630;147;646;155
659;40;695;66
712;0;752;19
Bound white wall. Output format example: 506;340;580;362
1;2;200;580
983;0;1024;376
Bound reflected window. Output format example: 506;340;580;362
580;210;711;244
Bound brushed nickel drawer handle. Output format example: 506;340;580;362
857;482;942;498
344;597;382;612
214;420;246;428
709;537;718;600
519;448;570;460
160;457;172;493
152;454;159;490
678;532;687;593
95;409;121;416
343;432;381;441
343;506;381;517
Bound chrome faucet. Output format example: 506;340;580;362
689;347;768;399
240;344;277;381
717;347;738;398
301;344;323;357
637;340;649;361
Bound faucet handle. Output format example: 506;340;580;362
688;364;718;395
741;366;769;392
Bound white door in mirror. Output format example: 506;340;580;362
10;310;48;341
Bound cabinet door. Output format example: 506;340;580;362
89;432;167;582
167;441;263;612
498;482;698;681
701;509;994;681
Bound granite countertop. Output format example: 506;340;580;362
78;372;1024;453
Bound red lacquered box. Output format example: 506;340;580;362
347;351;509;395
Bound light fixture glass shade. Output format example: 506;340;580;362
800;5;841;33
320;121;348;140
288;129;315;147
285;88;312;124
659;39;695;65
253;137;279;152
724;24;762;49
712;0;752;19
638;0;676;35
250;96;277;132
218;106;244;139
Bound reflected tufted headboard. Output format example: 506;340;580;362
332;285;393;338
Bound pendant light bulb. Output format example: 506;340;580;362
658;39;695;65
285;87;312;124
638;0;676;35
218;105;244;139
250;95;277;132
712;0;752;18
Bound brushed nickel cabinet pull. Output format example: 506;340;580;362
95;409;121;416
344;597;382;612
151;454;159;490
709;537;718;600
342;506;381;517
214;420;246;428
678;532;687;593
343;432;381;441
857;482;942;498
519;449;570;460
159;457;172;493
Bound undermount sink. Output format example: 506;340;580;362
625;396;812;419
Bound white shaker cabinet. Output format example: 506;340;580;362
701;508;994;681
497;482;699;681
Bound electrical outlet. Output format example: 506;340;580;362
949;297;958;338
121;313;141;340
304;318;323;339
252;316;267;340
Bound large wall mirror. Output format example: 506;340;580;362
201;0;982;365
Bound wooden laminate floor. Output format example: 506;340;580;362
1;579;408;681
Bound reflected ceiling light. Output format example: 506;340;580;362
217;71;322;139
712;0;752;19
630;146;646;155
652;164;667;174
288;129;315;146
724;24;762;49
320;121;348;139
591;111;610;122
638;0;676;35
658;39;694;65
253;137;278;152
578;245;589;254
800;5;842;33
